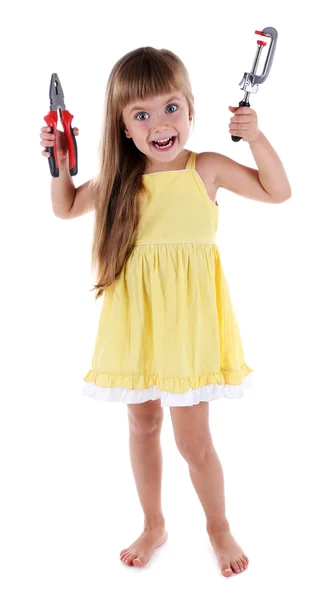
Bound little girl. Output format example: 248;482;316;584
40;46;291;577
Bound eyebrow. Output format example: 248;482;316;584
129;96;181;114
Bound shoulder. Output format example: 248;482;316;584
193;151;221;191
194;151;238;191
195;152;239;182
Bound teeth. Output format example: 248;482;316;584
154;137;171;142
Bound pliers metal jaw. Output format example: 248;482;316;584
44;73;78;177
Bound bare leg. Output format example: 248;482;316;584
120;399;168;567
170;402;249;577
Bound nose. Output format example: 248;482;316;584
151;112;171;130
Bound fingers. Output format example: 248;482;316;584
41;127;53;157
40;130;54;157
40;125;79;157
40;126;79;134
40;132;54;142
40;132;55;157
230;115;255;124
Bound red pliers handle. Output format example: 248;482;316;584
44;73;78;178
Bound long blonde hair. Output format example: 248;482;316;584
88;46;196;300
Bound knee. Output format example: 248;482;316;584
128;405;163;436
175;434;213;468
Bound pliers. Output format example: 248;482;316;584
44;73;78;177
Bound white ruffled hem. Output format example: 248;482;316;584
81;371;254;407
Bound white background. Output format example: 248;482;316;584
1;1;335;598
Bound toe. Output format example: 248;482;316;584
133;554;149;566
221;563;233;577
237;558;245;571
231;561;241;574
122;551;132;563
120;548;128;556
243;554;249;565
125;553;136;565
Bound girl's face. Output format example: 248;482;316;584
122;91;192;168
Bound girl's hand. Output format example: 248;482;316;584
40;126;79;162
228;106;261;143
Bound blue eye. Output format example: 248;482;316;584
135;112;147;121
135;103;178;120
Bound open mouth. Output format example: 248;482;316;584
150;136;176;151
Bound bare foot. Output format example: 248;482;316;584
207;520;249;577
120;526;168;567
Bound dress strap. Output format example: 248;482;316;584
185;150;196;170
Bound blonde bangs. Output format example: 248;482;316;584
115;49;190;113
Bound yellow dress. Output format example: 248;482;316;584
82;150;253;407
